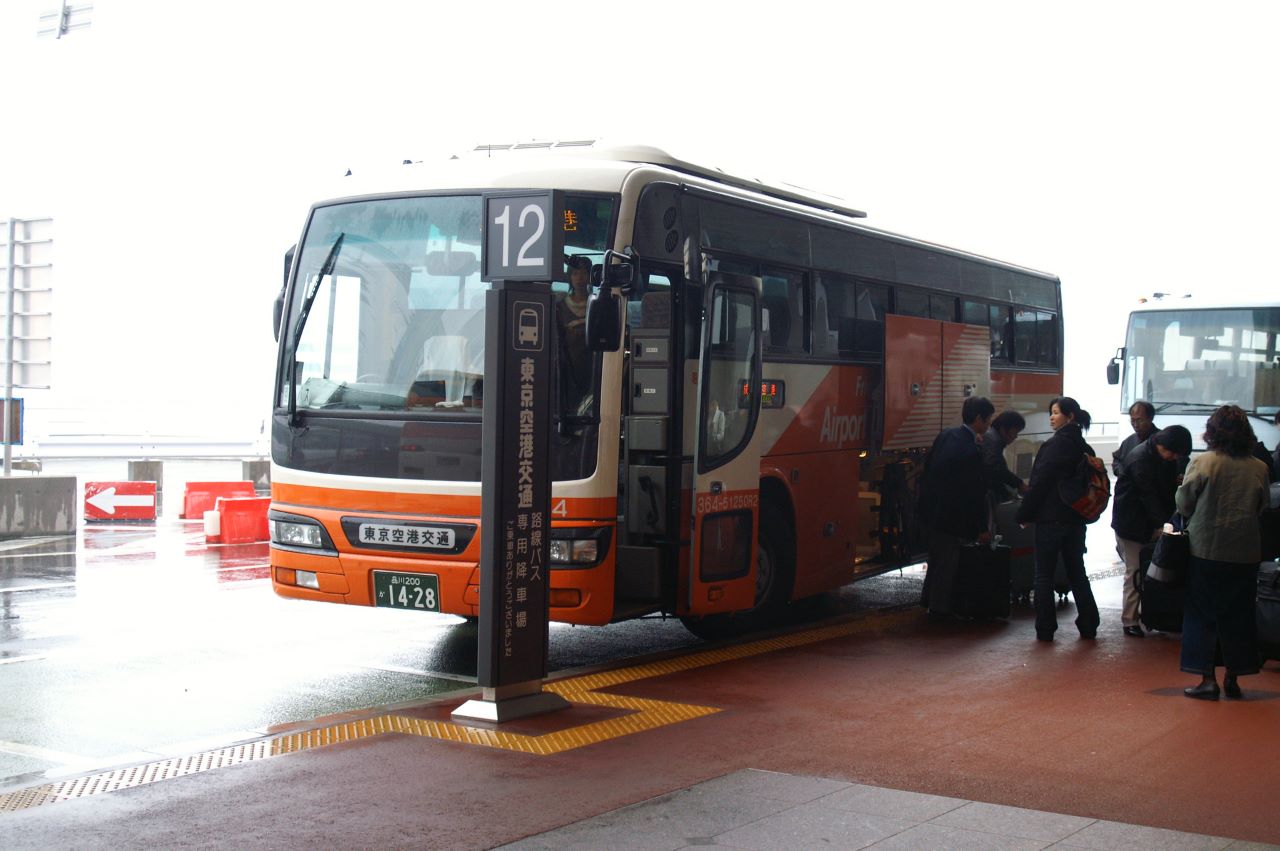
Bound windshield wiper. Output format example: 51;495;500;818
1155;399;1274;425
288;233;344;428
1153;400;1242;414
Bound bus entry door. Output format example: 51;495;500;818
688;273;764;615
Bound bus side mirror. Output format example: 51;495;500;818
273;292;285;341
275;244;296;342
600;247;636;290
1106;348;1124;385
585;290;622;352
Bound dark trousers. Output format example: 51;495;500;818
921;530;962;615
1180;556;1260;677
1033;521;1099;638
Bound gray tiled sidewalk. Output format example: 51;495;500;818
497;769;1279;850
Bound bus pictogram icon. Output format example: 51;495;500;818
514;303;543;351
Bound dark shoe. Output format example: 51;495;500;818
1123;626;1144;637
1036;632;1054;642
1223;679;1243;700
1183;681;1220;700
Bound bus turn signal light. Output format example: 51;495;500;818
549;588;582;608
275;567;320;590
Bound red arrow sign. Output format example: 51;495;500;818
85;481;157;521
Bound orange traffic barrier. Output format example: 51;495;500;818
181;481;256;519
206;496;271;545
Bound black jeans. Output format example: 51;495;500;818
1033;521;1100;638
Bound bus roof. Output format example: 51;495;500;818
1128;294;1280;314
327;141;1058;282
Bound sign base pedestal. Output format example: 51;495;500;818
451;681;570;724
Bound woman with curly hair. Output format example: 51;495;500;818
1176;405;1271;700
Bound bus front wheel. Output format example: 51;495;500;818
680;506;795;640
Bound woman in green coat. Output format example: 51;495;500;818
1176;405;1271;700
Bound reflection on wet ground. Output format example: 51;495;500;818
0;494;1133;794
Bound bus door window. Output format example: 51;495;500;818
702;288;758;466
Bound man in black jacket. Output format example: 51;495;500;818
918;396;996;616
1110;425;1192;636
1112;401;1157;477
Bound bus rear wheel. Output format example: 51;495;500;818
680;506;795;640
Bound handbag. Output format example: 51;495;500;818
1146;514;1189;585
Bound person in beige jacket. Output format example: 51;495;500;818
1175;405;1271;700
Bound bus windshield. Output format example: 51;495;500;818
280;194;612;419
1122;307;1280;416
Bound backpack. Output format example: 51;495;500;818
1058;452;1110;523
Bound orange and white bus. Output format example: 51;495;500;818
269;142;1063;637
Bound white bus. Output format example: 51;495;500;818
1108;294;1280;450
270;142;1065;637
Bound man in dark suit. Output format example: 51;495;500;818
918;396;996;616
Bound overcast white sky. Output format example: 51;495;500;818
2;0;1278;445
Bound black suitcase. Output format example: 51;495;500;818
953;543;1012;619
993;501;1070;605
1258;562;1280;662
1136;544;1183;633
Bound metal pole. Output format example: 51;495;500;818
4;218;17;475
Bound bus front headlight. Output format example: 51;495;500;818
272;519;325;548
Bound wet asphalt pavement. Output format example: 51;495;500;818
0;514;937;793
0;452;1130;798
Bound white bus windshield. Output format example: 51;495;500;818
280;194;612;419
1122;307;1280;417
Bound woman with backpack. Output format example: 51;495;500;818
1015;396;1103;642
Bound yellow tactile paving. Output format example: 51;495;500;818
0;609;904;813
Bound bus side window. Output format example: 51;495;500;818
990;305;1013;363
761;267;807;354
853;281;887;355
813;273;848;356
895;288;930;318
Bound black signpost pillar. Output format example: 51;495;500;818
453;192;569;723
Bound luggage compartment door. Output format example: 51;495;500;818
882;315;991;450
687;273;763;615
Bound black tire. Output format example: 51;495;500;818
680;506;795;640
